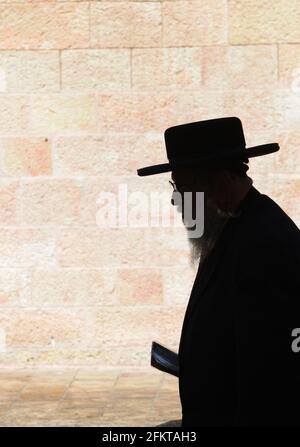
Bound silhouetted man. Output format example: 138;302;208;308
137;117;300;426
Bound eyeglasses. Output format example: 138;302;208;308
169;179;196;192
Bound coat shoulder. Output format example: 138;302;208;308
234;190;300;253
229;190;300;276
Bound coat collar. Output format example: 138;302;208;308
194;185;262;294
234;185;261;216
178;185;262;362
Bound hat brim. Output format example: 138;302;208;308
137;143;279;176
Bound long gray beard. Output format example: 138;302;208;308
185;194;231;268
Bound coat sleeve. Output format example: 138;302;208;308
232;241;300;426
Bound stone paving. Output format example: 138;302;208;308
0;368;181;427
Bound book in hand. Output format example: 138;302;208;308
151;341;179;377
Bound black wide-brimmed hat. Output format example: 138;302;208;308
137;117;279;176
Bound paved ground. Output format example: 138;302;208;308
0;368;181;427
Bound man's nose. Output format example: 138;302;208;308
171;191;183;212
171;190;176;206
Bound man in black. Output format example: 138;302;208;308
137;117;300;426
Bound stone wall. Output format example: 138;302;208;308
0;0;298;367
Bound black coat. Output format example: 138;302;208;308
178;185;300;426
